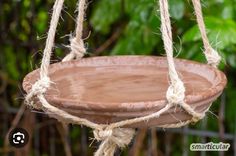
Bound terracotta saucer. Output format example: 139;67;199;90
23;56;227;128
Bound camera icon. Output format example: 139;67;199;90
13;132;25;144
9;128;29;148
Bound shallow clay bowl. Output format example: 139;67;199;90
23;56;227;128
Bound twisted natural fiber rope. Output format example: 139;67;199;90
40;0;65;78
25;0;64;106
63;0;87;62
192;0;221;67
25;0;220;155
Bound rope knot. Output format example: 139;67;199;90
30;76;51;95
166;78;185;106
25;76;51;107
93;128;135;156
93;129;113;141
70;37;86;57
62;37;86;62
205;48;221;67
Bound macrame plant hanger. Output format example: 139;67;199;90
24;0;225;155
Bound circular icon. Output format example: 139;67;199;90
8;128;29;148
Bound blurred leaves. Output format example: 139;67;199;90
35;10;48;33
169;0;185;20
91;0;160;55
4;46;19;80
183;16;236;49
91;0;121;34
112;0;160;55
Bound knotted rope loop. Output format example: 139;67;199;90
166;79;185;105
159;0;186;107
70;37;86;57
62;37;86;62
93;129;113;141
204;47;221;67
166;78;204;123
25;76;51;103
30;76;51;95
63;0;87;62
192;0;221;67
93;128;135;156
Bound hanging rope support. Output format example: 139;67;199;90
192;0;221;67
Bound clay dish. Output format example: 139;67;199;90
23;56;227;128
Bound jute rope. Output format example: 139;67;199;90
25;0;220;155
192;0;221;67
25;0;65;108
62;0;87;62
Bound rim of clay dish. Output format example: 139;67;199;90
23;56;227;112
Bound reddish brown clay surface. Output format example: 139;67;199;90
23;56;227;128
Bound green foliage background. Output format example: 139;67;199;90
0;0;236;155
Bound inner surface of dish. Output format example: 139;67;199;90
49;65;211;103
